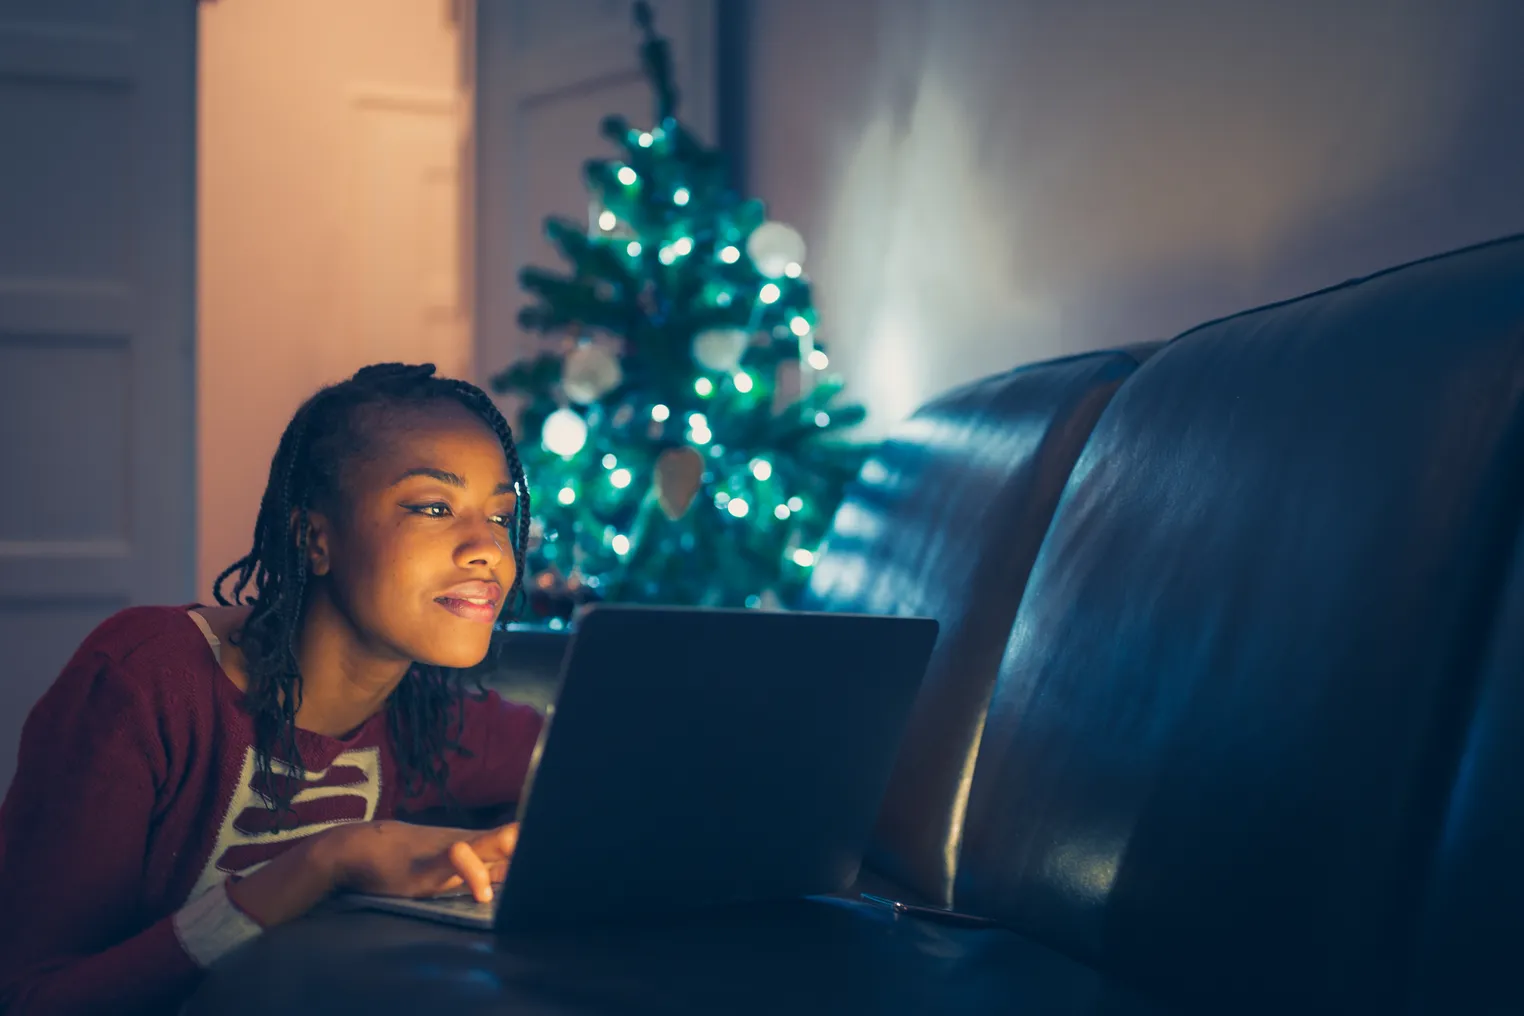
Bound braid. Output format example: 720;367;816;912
215;363;531;823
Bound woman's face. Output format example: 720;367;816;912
312;402;518;670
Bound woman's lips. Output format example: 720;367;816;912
435;579;502;623
435;596;497;623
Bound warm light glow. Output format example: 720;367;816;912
733;372;753;393
673;237;693;256
651;403;670;422
784;262;802;278
659;247;677;265
807;350;830;370
694;377;714;396
789;316;811;336
610;468;632;488
627;241;642;256
597;210;616;231
792;548;815;567
774;504;791;519
751;458;773;481
690;426;712;445
759;283;781;304
673;187;690;205
720;246;741;264
557;486;576;505
689;413;708;429
611;533;631;554
602;454;617;468
787;496;804;512
616;166;637;185
637;132;653;147
728;498;750;518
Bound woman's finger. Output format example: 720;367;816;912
470;822;519;860
447;840;494;903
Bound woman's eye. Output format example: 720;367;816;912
408;503;452;518
489;514;512;528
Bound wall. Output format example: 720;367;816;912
747;0;1524;431
198;0;470;599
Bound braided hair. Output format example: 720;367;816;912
213;362;531;820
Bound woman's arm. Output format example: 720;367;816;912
0;655;210;1015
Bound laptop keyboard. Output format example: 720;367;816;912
424;894;496;919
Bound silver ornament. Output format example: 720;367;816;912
561;343;623;404
691;328;750;373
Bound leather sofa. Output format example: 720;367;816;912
188;233;1524;1014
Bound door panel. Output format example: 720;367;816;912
0;0;196;793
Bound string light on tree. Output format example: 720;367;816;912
489;0;868;619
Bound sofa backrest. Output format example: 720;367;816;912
806;345;1156;904
953;235;1524;1012
1409;507;1524;1014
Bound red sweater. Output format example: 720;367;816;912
0;606;543;1015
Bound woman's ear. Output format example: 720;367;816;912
291;507;333;576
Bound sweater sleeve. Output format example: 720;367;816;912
0;651;248;1015
440;690;545;811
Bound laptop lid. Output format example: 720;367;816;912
493;604;937;931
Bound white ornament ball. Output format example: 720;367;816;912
691;328;750;373
561;343;623;404
541;407;589;457
746;221;807;278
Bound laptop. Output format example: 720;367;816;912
345;604;937;931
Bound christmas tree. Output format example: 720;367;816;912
490;1;868;621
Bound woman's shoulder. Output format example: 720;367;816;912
81;603;212;660
63;604;226;701
24;605;226;755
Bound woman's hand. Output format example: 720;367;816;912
225;820;518;929
327;820;520;904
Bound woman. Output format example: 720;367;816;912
0;363;544;1014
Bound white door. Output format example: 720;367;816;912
472;0;717;387
0;1;197;793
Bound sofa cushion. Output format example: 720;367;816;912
955;235;1524;1012
806;345;1156;905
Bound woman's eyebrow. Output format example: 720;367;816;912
390;467;516;497
391;466;465;488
